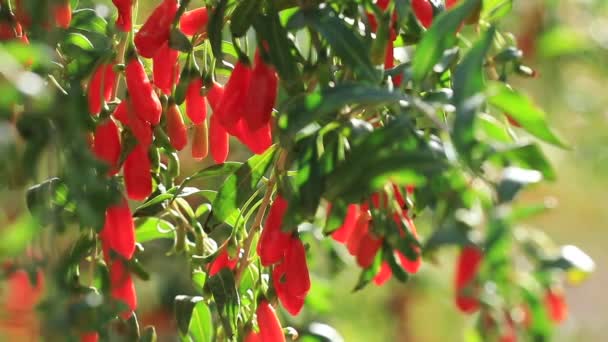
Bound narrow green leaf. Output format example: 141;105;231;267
207;269;240;338
174;295;205;336
492;143;556;181
135;218;175;243
487;82;567;148
189;301;213;342
230;0;260;37
211;147;276;224
208;0;228;59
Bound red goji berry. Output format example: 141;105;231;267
243;51;278;131
545;289;568;323
214;61;252;134
206;81;224;111
256;300;285;342
240;121;273;155
356;233;383;268
5;269;44;313
373;262;392;286
124;144;152;201
412;0;433;28
394;213;422;274
166;101;188;151
208;249;239;276
153;41;180;95
108;259;137;319
273;260;305;316
53;1;71;29
284;237;310;303
185;78;207;124
113;100;153;147
126;57;162;125
244;330;261;342
257;196;291;266
210;114;229;164
134;0;178;58
99;198;135;260
454;246;483;314
87;63;117;115
346;208;371;256
92;118;121;175
179;7;208;36
192;121;208;160
112;0;132;32
80;332;99;342
331;204;360;243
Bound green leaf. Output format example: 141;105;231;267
353;248;383;292
487;82;567;148
477;113;513;143
208;0;228;59
207;269;240;339
230;0;260;37
70;9;107;34
537;26;592;58
211;147;276;224
189;301;213;342
170;28;193;53
62;32;95;54
135;218;175;243
278;83;405;137
177;162;242;198
297;7;380;82
492;143;556;181
452;27;495;154
481;0;512;21
140;326;157;342
174;295;205;336
0;215;38;257
412;0;482;83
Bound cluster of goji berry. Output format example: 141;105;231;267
0;0;71;43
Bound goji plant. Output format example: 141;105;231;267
0;0;596;341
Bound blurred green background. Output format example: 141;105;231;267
2;0;607;341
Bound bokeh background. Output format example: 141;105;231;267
1;0;607;341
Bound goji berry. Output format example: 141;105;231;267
179;7;208;36
331;204;360;243
256;300;285;342
454;246;483;313
53;1;71;29
87;63;117;115
192;121;208;160
166;101;188;151
210;114;229;164
185;78;207;124
124;144;152;201
108;259;137;319
214;61;252;134
99;197;135;260
92;118;121;175
134;0;178;58
153;41;180;95
208;249;239;276
257;195;291;266
112;0;132;32
126;57;162;125
412;0;433;28
244;51;278;131
545;289;568;323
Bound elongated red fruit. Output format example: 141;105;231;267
332;204;360;243
446;0;459;8
257;300;285;342
244;331;261;342
257;195;291;266
126;58;162;125
108;260;137;319
179;7;209;36
134;0;178;58
113;100;153;147
356;233;383;268
88;63;117;115
244;51;278;131
214;61;252;134
285;237;311;298
166;102;188;151
93;118;121;175
373;262;392;286
153;41;180;95
5;269;45;313
185;78;207;124
545;289;567;323
124;144;152;201
206;81;224;111
395;213;422;274
208;249;239;276
210;114;229;164
273;261;305;316
412;0;433;28
100;198;135;260
112;0;132;32
53;1;71;29
346;209;371;256
240;121;272;155
454;246;483;313
80;332;99;342
192;121;208;160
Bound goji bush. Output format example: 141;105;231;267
0;0;596;341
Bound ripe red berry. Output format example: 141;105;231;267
208;249;239;276
256;300;285;342
192;121;208;160
185;78;207;124
454;246;483;313
126;58;162;125
80;332;99;342
331;204;360;243
179;7;209;36
244;330;261;342
244;51;278;131
124;144;152;201
112;0;132;32
99;198;135;260
273;260;305;316
53;1;71;29
133;0;178;58
373;262;392;286
107;259;137;320
92;118;121;175
87;63;117;115
346;208;371;256
356;233;383;268
166;102;188;151
209;114;229;164
545;289;568;324
153;41;180;95
257;196;291;266
214;61;252;134
412;0;433;28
